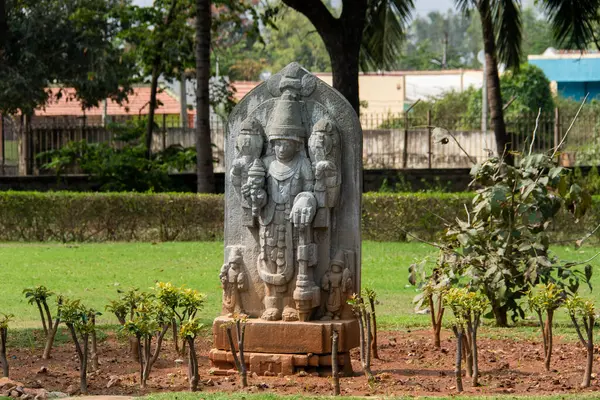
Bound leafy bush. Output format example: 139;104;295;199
39;119;196;192
0;191;599;243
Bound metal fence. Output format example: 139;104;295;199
361;109;599;169
1;108;599;176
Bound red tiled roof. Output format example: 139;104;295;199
36;86;191;117
232;81;261;101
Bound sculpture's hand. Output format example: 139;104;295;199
290;193;317;229
291;205;315;229
241;183;251;197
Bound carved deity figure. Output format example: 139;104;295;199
320;252;353;320
219;247;247;316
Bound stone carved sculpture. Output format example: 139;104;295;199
222;62;362;323
219;247;247;316
211;62;362;376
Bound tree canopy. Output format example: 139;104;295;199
0;0;134;116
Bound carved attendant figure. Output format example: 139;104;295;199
242;159;267;218
320;252;353;320
220;248;247;316
231;118;265;226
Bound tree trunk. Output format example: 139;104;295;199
145;66;160;159
477;0;511;162
236;320;247;388
462;332;473;378
0;0;7;57
0;327;8;378
281;0;367;116
172;319;180;355
364;311;374;382
469;318;480;387
453;326;463;393
195;0;215;193
90;316;99;371
144;0;179;160
187;337;199;391
42;322;59;360
332;329;340;396
329;43;361;114
129;336;140;361
80;333;89;395
544;310;554;372
369;297;379;359
136;336;144;389
17;114;31;176
492;303;509;327
582;316;594;388
36;302;48;336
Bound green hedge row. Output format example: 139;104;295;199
0;191;596;242
0;192;224;242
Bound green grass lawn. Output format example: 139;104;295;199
1;241;599;331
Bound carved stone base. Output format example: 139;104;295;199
209;316;359;376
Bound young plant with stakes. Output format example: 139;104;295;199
348;294;374;382
527;283;565;372
106;288;146;361
446;288;489;388
0;313;13;378
155;282;205;391
180;317;204;392
23;286;63;360
363;287;380;359
123;296;172;389
224;314;248;389
565;295;596;388
410;256;451;348
61;298;99;395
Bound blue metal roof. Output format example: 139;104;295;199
529;57;600;82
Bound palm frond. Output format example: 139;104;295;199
360;0;414;71
540;0;600;49
492;0;522;70
453;0;474;14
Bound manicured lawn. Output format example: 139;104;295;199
0;241;598;331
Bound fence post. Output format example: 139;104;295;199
553;107;560;156
162;113;167;151
402;112;409;168
427;110;432;169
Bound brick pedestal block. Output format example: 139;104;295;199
209;316;359;376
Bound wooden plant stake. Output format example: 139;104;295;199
332;329;340;396
225;316;248;388
0;313;13;378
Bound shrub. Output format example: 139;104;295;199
0;192;224;242
0;191;599;243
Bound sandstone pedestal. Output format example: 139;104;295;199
209;316;359;376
